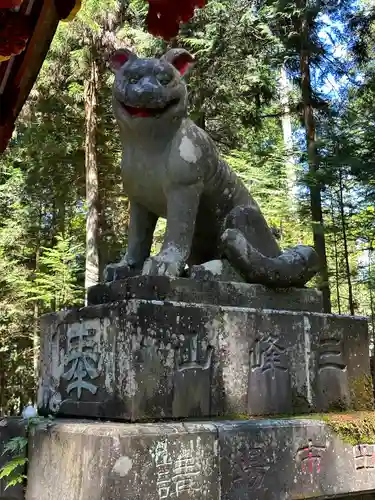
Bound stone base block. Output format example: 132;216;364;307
37;293;372;420
87;276;323;312
26;420;218;500
0;417;26;500
217;418;375;499
26;417;375;500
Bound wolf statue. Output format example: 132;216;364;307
104;47;319;287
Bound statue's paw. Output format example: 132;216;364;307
103;263;126;282
103;261;139;282
292;245;320;272
142;255;182;278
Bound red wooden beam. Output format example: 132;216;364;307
0;0;81;153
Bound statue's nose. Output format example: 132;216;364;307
134;77;159;99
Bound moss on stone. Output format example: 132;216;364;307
349;374;374;411
179;409;375;447
326;398;348;412
209;411;375;446
291;389;312;414
244;411;375;446
321;411;375;445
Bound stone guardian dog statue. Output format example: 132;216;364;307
105;47;319;287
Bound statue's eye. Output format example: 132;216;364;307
157;73;172;86
128;76;139;84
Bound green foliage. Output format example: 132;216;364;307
0;458;27;489
26;234;84;311
1;437;28;456
0;415;53;489
0;433;28;490
225;149;306;248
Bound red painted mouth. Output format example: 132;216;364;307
121;99;179;118
122;105;154;118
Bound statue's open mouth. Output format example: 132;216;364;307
120;99;179;118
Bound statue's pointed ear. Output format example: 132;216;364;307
109;49;136;72
161;49;195;76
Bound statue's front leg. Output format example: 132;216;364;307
142;183;202;278
104;201;157;282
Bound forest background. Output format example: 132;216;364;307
0;0;374;414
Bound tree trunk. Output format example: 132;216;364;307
330;195;341;315
0;352;5;414
33;245;40;383
338;169;354;315
196;110;206;131
279;65;296;205
33;206;42;385
369;246;375;347
84;44;100;297
299;14;331;313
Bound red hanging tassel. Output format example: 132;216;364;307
146;0;206;40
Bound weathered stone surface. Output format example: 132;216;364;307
217;419;375;499
26;420;218;500
0;417;25;500
104;264;140;282
87;275;323;312
37;297;372;420
189;260;245;283
26;417;375;499
248;312;372;415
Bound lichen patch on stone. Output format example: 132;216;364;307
179;136;201;163
113;455;133;476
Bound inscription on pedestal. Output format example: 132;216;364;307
248;332;292;414
175;334;213;372
316;332;350;411
173;334;213;417
62;322;101;399
232;444;270;491
353;445;375;470
219;433;275;500
250;333;288;378
296;440;327;475
318;337;347;372
152;440;201;499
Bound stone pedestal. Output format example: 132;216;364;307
0;418;26;500
37;277;372;420
87;275;324;312
30;276;375;499
25;418;375;500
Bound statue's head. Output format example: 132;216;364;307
109;48;194;127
